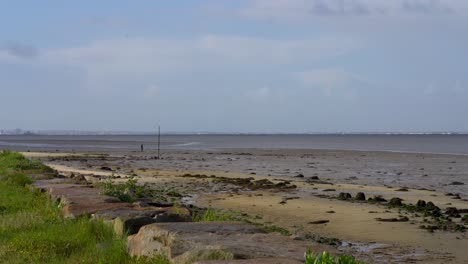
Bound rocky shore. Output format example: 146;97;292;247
24;149;468;263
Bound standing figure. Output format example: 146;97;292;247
140;144;144;152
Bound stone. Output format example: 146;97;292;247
370;196;387;202
355;192;366;201
445;207;460;217
127;222;335;262
194;258;302;264
338;192;352;200
450;181;465;185
416;200;426;207
308;220;329;224
426;201;440;211
389;197;403;207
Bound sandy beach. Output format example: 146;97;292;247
17;147;467;264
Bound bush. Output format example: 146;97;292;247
304;249;364;264
100;175;148;203
192;208;239;222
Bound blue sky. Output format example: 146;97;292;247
1;0;467;133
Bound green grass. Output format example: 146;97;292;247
304;249;364;264
0;151;169;264
192;208;240;222
98;175;150;203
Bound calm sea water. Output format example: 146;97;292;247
1;134;468;155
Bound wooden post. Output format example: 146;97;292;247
157;125;161;159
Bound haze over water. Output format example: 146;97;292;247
1;134;468;155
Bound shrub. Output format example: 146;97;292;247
99;175;148;203
192;208;239;222
304;249;364;264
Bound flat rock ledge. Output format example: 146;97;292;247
193;258;302;264
127;221;335;263
32;179;192;236
33;178;335;263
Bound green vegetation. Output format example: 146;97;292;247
304;249;364;264
0;151;168;263
192;208;240;222
99;175;150;203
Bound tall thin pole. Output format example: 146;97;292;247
157;125;161;159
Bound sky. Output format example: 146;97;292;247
1;0;467;133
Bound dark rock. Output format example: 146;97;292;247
100;166;113;171
295;174;304;178
323;189;336;192
462;215;468;223
308;220;330;224
389;197;403;207
416;200;426;207
395;188;409;192
445;207;460;217
450;181;465;185
375;216;409;222
426;201;440;211
370;196;387;202
355;192;366;201
310;176;319;180
338;192;352;200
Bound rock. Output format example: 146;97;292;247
426;201;440;211
338;192;352;200
310;176;319;180
96;206;192;236
389;197;403;207
355;192;366;201
295;174;304;178
416;200;426;207
450;181;465;185
462;215;468;223
127;222;335;262
445;207;460;218
308;220;330;224
194;259;302;264
33;180;130;218
370;196;387;202
395;188;409;192
323;189;336;192
101;166;113;171
375;216;409;222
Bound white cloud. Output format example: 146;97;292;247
41;35;359;72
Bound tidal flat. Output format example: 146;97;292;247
21;148;468;263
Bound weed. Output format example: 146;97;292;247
304;248;364;264
192;208;240;222
99;175;149;203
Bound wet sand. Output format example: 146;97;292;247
21;149;468;263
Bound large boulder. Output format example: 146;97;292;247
95;206;192;236
127;221;335;263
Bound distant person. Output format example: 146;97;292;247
140;144;144;152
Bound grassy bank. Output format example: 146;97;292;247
0;151;168;264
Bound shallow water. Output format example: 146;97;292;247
1;134;468;155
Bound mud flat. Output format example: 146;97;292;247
22;149;468;263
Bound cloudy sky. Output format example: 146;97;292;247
1;0;467;133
